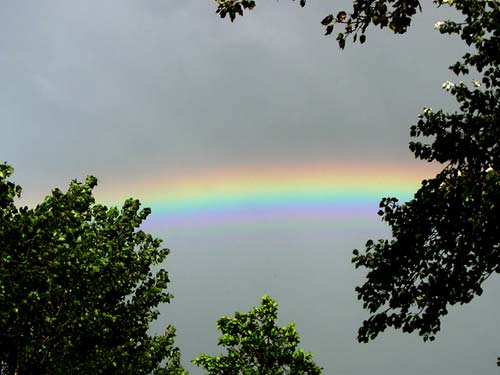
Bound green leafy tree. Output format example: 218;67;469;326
193;295;322;375
214;0;500;365
0;163;185;375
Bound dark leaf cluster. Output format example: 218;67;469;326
215;0;256;22
214;0;305;23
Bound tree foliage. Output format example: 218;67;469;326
214;0;500;362
193;295;322;375
351;0;500;345
0;163;185;375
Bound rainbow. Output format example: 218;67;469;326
96;161;440;229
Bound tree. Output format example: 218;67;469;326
193;295;322;375
214;0;500;363
0;163;185;375
338;0;500;347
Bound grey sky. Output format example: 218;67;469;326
2;1;498;374
2;0;460;193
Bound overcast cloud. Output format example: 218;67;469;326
2;1;498;374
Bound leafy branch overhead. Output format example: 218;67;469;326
215;0;257;22
214;0;421;48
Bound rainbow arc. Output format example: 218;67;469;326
97;161;439;228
